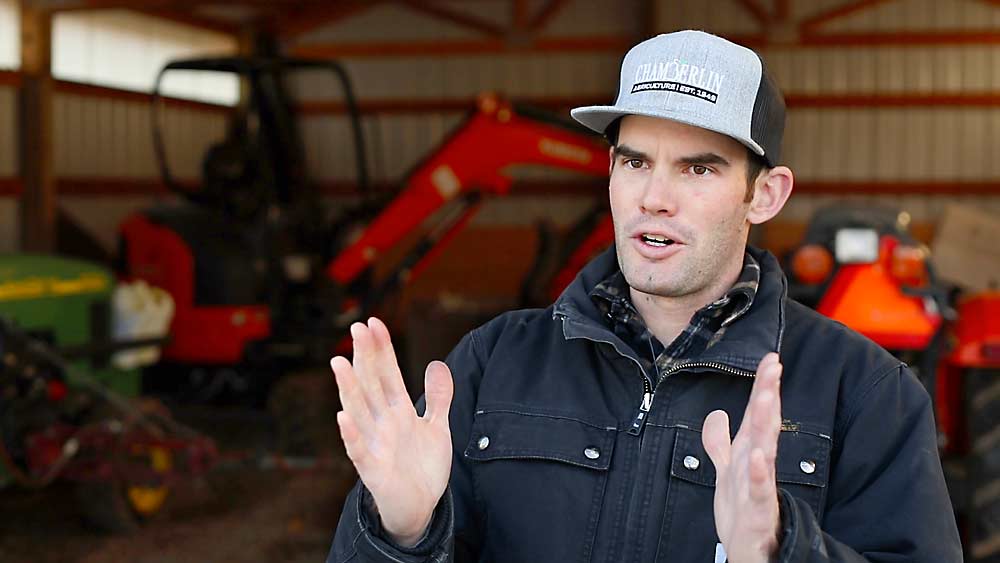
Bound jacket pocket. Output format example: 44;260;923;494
657;427;832;562
463;409;616;563
773;430;832;519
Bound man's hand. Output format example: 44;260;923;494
702;352;783;563
331;317;455;547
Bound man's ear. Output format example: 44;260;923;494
747;165;793;225
608;146;615;175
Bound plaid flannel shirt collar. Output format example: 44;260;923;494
590;252;761;375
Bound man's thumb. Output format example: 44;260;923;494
424;360;454;426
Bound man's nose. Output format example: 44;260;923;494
639;172;678;215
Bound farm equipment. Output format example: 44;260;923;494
783;204;1000;562
118;53;611;402
0;254;216;532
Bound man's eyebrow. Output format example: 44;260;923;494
612;144;650;161
677;152;731;167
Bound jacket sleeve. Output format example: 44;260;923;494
776;363;963;562
325;328;488;563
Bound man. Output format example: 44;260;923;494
326;30;962;562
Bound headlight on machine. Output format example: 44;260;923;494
834;228;880;264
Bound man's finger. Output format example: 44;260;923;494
423;360;454;427
337;410;372;475
351;322;389;413
748;389;781;462
702;409;733;472
332;356;376;435
737;353;781;438
367;317;412;408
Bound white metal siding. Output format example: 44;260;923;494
52;10;239;105
0;0;17;70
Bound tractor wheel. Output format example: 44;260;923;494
76;444;174;534
965;368;1000;562
266;370;341;458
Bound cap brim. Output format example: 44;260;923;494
570;105;766;160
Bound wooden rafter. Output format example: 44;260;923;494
134;8;241;35
291;35;635;57
276;1;379;39
733;0;770;27
294;92;1000;117
799;0;895;34
0;70;22;87
774;0;790;22
800;30;1000;46
19;5;56;252
53;79;230;113
528;0;570;32
512;0;530;30
397;0;506;38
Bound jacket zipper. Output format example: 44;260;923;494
627;361;755;438
554;312;756;436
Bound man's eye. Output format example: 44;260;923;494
625;159;644;169
690;165;711;176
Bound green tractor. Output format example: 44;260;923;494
0;254;215;532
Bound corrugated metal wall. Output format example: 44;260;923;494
290;0;1000;231
658;0;1000;222
53;94;226;178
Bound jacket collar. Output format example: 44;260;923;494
552;245;786;375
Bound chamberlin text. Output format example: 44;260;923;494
634;60;725;93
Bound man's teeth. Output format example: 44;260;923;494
642;234;674;247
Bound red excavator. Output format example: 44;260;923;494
118;54;610;403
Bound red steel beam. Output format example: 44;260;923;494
799;0;895;34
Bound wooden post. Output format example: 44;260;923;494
18;1;55;253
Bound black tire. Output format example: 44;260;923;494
75;480;141;534
965;368;1000;562
74;406;175;534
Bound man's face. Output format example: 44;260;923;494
609;115;755;302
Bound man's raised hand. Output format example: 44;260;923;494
702;352;783;563
331;317;455;547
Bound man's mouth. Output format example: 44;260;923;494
640;233;677;247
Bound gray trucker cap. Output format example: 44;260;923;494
571;30;785;167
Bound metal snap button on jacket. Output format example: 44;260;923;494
800;459;816;474
683;455;700;470
477;436;490;450
584;447;600;460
